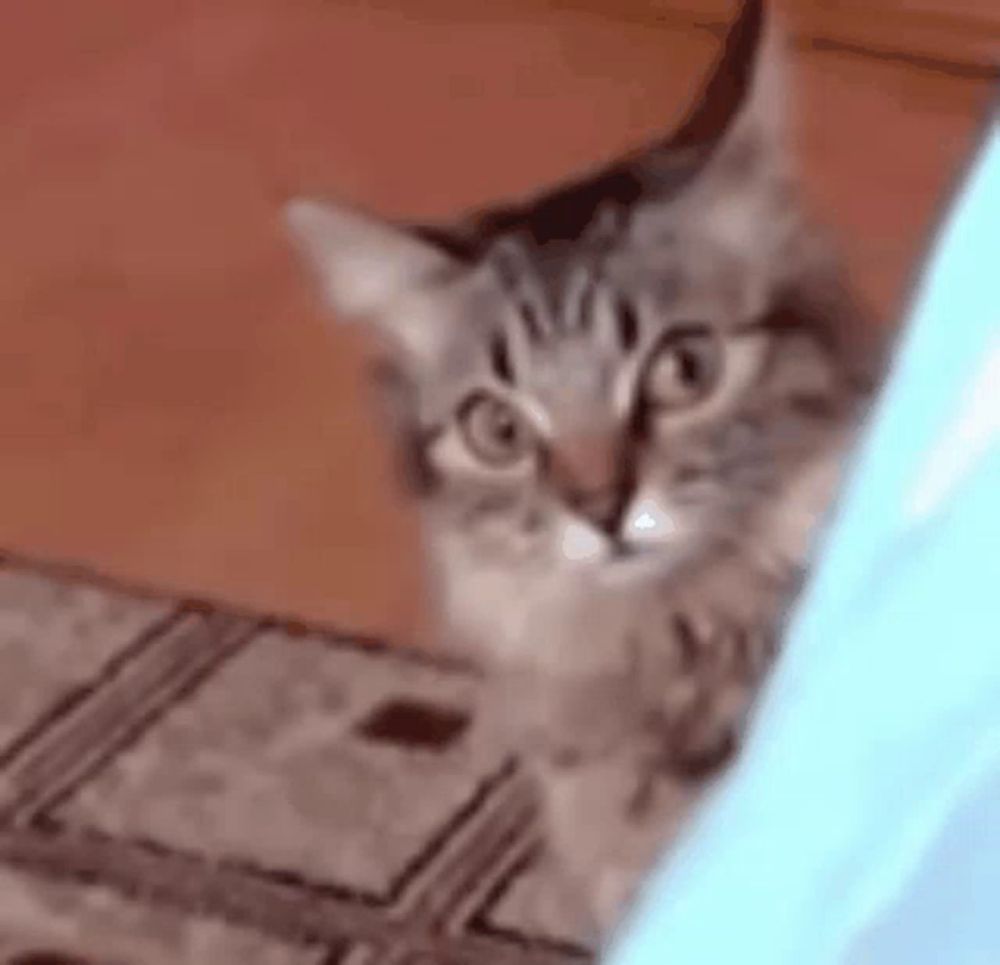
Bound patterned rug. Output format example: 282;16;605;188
0;559;594;964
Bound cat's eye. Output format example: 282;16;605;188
458;392;534;467
642;326;722;410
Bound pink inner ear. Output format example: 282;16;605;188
283;197;459;319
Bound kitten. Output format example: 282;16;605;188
284;0;885;937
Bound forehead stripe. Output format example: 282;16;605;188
490;243;549;344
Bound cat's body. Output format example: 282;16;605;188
285;0;885;937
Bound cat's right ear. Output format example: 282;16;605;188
283;198;460;324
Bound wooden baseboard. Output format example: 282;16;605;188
560;0;999;76
797;0;999;76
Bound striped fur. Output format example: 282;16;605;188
284;0;886;936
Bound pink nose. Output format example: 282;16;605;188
549;434;630;533
567;486;628;534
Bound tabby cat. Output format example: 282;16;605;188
284;0;884;937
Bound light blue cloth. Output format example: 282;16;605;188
605;105;1000;965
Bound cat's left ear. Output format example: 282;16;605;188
633;0;791;249
283;198;461;321
675;0;785;170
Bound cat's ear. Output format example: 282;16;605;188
635;0;790;246
283;198;460;320
459;0;787;251
659;0;783;176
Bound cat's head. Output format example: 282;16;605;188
284;0;875;660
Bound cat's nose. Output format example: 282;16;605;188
565;485;629;536
548;432;631;535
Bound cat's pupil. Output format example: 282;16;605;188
494;411;516;444
678;346;703;385
642;327;719;412
459;392;531;465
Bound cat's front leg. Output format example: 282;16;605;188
532;749;703;935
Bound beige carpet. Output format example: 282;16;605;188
0;560;593;964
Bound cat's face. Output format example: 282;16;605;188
284;0;874;668
361;226;828;585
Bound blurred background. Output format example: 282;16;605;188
2;0;996;645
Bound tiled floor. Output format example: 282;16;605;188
1;1;995;642
0;561;588;963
